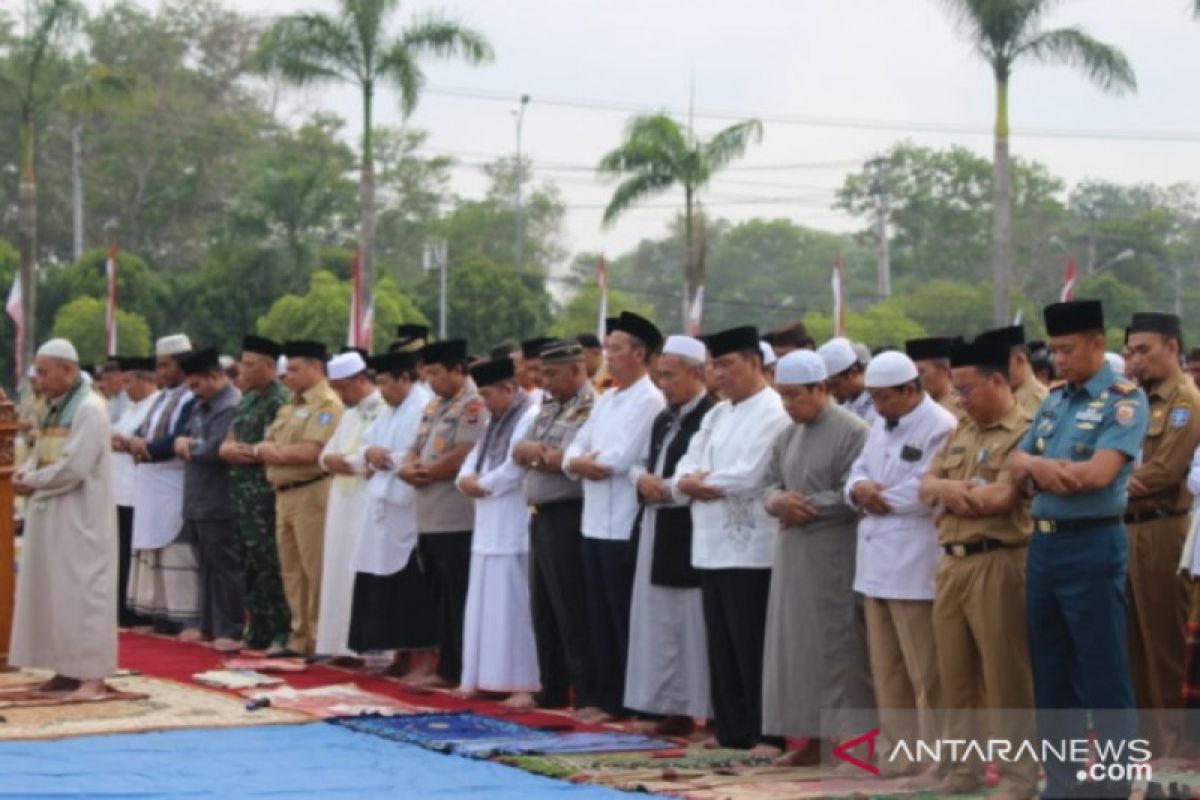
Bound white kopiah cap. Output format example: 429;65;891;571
864;351;919;389
662;335;706;363
759;341;777;367
818;337;857;376
775;350;827;385
156;334;192;356
327;351;367;380
36;338;78;363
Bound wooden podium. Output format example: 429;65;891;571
0;395;18;670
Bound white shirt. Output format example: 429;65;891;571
112;391;158;507
672;386;791;569
457;401;539;555
565;374;665;541
843;390;879;426
846;394;957;601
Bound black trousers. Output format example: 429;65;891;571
419;531;473;683
188;518;246;641
581;537;635;715
529;500;597;709
117;505;145;626
699;568;781;749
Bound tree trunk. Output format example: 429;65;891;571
682;185;694;328
71;122;84;264
991;76;1013;326
18;114;37;396
359;83;377;347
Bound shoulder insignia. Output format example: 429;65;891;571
1115;400;1139;427
317;411;334;426
1170;406;1192;428
464;399;483;425
1111;380;1137;396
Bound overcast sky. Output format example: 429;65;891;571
127;1;1200;262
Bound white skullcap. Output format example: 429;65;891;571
865;351;919;389
662;335;706;363
759;341;777;367
818;337;857;376
852;341;872;367
156;334;192;356
327;351;367;380
218;355;235;370
277;355;288;377
1105;352;1126;375
775;350;827;385
36;338;78;363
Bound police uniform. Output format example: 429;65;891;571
1124;313;1200;755
1018;300;1149;799
928;336;1037;797
411;339;488;684
264;345;344;656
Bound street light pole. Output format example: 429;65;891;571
514;94;530;274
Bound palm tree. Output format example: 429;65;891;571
257;0;492;315
598;113;762;323
0;0;83;387
936;0;1135;325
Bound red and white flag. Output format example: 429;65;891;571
1060;256;1078;303
106;242;119;356
832;251;846;337
6;272;22;385
595;255;608;343
359;293;374;353
687;286;705;337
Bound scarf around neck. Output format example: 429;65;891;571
475;390;532;473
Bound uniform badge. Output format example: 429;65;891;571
317;411;333;425
1035;437;1045;453
1077;422;1095;431
1171;407;1192;428
976;448;989;463
464;400;483;425
1115;401;1138;427
434;437;446;453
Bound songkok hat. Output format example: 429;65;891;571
395;323;430;342
761;331;777;347
180;347;220;375
540;339;584;364
490;343;517;360
156;333;192;356
340;346;369;361
1128;311;1182;340
975;325;1025;351
817;337;857;376
576;333;602;349
1043;300;1104;336
420;339;468;367
282;340;328;361
36;338;78;363
1105;352;1126;375
662;335;706;363
612;311;664;352
368;351;416;375
775;350;827;385
119;356;155;373
905;336;958;362
760;341;777;368
604;316;619;336
469;357;516;387
706;326;760;358
949;337;1009;370
521;337;555;360
327;351;367;380
865;351;919;389
242;335;283;360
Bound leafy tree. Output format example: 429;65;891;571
257;0;493;315
550;285;656;339
51;295;151;364
598;113;762;320
36;247;173;337
935;0;1135;324
374;127;454;284
804;304;926;349
1073;272;1146;342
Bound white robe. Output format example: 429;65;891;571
315;391;385;656
10;390;118;679
112;391;158;508
131;384;192;550
456;401;540;693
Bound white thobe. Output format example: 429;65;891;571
132;384;193;550
843;390;879;425
671;387;791;569
112;392;158;508
564;374;665;541
456;401;541;693
10;390;117;679
846;395;957;600
316;390;385;656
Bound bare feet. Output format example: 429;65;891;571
177;628;203;643
61;679;112;701
411;673;454;688
574;706;607;723
37;675;81;693
502;692;536;710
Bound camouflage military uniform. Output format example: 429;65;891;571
229;381;291;649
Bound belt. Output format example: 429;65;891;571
275;475;329;494
1034;516;1122;534
1124;508;1189;525
941;538;1017;557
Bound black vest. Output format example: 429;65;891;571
643;394;715;588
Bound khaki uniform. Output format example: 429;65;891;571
1014;377;1048;417
264;380;343;654
936;391;967;423
928;401;1037;796
1127;369;1200;753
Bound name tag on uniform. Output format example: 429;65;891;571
294;409;311;419
1075;409;1102;424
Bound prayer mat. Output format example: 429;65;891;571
503;747;776;778
454;731;674;758
193;670;285;690
0;683;149;709
223;656;308;672
331;710;556;753
243;684;431;718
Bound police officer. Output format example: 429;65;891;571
1010;300;1149;799
398;339;487;687
1124;312;1200;756
257;340;344;657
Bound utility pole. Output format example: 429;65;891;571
423;239;448;339
513;94;530;275
867;157;891;300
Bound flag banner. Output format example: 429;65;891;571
6;272;22;385
1061;256;1077;303
687;286;705;337
595;255;608;343
832;251;846;337
359;293;374;353
106;242;119;356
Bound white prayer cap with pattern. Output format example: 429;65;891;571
759;341;777;367
817;337;857;376
327;351;367;380
865;351;918;389
775;350;826;385
662;335;706;363
36;338;78;363
156;334;192;356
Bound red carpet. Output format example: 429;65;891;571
118;631;603;732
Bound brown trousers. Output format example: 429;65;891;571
933;547;1038;796
864;597;941;777
1127;515;1190;755
275;479;330;655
